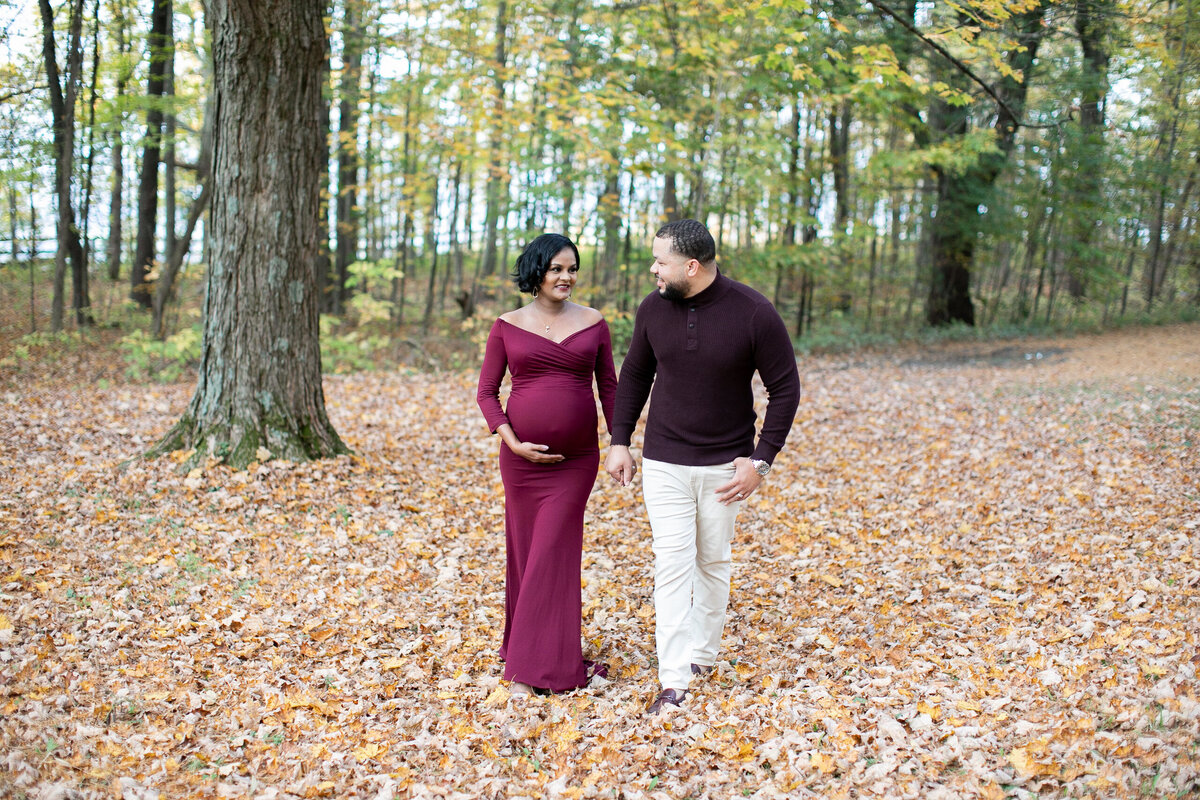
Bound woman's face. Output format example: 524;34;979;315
539;247;579;300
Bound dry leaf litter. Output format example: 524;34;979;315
1;323;1198;799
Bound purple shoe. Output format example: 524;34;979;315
647;688;688;715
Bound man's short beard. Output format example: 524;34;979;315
659;281;688;302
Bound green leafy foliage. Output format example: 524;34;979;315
119;325;202;382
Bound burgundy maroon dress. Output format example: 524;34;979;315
476;318;617;692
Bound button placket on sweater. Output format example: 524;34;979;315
686;304;698;351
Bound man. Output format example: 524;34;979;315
606;218;801;715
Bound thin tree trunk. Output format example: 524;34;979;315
599;159;622;292
7;185;17;266
39;0;88;331
164;38;177;266
478;0;509;280
1156;151;1199;303
152;86;213;338
866;233;878;328
442;158;462;313
1143;1;1192;307
316;39;333;312
105;0;130;281
394;58;416;327
29;180;38;332
1120;211;1141;317
662;170;681;222
1013;198;1044;323
130;0;172;308
423;154;441;331
80;0;101;281
333;0;364;314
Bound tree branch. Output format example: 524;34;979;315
0;85;47;104
864;0;1058;130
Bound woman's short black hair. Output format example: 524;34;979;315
512;233;580;295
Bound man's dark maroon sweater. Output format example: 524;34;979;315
611;271;801;466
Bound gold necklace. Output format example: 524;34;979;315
534;303;564;336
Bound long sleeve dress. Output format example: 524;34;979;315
476;318;617;692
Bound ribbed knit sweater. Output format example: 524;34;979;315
611;271;801;466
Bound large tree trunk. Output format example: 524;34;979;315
130;0;172;308
1063;0;1111;299
39;0;88;331
149;0;347;469
925;4;1047;326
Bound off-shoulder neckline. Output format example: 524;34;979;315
497;317;604;346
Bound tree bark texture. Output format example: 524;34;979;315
152;86;214;339
925;4;1047;326
333;0;364;314
150;0;347;468
39;0;89;331
105;8;128;280
1063;0;1111;299
478;0;508;280
130;0;172;308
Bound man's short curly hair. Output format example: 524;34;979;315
511;233;580;295
655;219;716;265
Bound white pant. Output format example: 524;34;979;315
642;458;741;690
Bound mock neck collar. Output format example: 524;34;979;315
685;269;729;307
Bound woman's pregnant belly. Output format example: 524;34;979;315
506;385;599;457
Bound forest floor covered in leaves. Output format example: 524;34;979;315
1;322;1198;799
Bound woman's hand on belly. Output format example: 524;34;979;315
496;423;565;463
510;440;566;464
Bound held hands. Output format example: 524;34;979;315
605;445;637;486
715;457;763;506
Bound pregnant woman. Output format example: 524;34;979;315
476;233;618;695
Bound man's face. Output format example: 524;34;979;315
651;237;692;302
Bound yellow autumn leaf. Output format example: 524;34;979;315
483;686;510;706
819;574;843;588
0;614;11;631
352;743;384;761
810;752;836;774
1008;747;1033;777
308;625;336;642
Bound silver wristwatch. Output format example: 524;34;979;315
750;459;771;477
